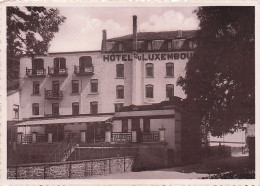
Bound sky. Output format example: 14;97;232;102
49;7;199;52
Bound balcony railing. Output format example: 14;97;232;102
140;131;159;142
111;132;132;142
45;89;63;99
74;65;94;76
26;68;46;77
48;67;68;76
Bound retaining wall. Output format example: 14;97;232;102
7;156;133;179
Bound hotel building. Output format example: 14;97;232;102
10;16;198;167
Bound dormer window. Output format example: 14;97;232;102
118;43;123;51
148;42;152;50
168;41;172;50
189;41;193;48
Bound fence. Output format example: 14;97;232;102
7;156;133;179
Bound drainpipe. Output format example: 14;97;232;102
133;15;137;51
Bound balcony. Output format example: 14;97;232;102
26;68;46;77
74;65;94;76
48;67;68;76
45;89;63;99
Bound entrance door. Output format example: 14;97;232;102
132;118;141;142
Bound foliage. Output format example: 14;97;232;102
7;7;66;81
178;7;255;136
203;169;255;179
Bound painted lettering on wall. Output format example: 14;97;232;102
103;52;193;62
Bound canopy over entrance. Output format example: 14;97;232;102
15;115;113;127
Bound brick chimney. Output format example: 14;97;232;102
133;15;137;51
177;30;183;37
102;30;107;52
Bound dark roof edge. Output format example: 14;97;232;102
49;50;101;55
20;50;101;58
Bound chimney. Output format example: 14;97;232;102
102;30;107;52
177;30;183;37
133;15;137;51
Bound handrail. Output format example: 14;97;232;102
46;135;79;162
46;135;71;162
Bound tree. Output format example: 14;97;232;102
177;7;255;136
7;7;66;83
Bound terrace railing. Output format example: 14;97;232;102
21;134;32;144
111;132;132;142
48;67;68;76
45;89;63;99
36;134;45;143
26;68;46;77
74;65;94;76
140;131;159;142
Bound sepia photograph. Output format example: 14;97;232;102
5;4;256;180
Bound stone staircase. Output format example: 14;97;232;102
46;135;79;162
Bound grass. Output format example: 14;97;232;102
168;156;254;178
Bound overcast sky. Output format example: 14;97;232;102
49;7;199;52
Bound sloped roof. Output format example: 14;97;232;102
16;115;113;127
107;30;197;42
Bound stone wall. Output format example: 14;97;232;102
7;156;133;179
69;143;168;171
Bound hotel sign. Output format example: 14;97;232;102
103;52;193;62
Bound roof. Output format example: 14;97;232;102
104;30;197;52
7;89;19;96
107;30;197;42
16;115;113;127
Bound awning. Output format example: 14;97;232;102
15;115;113;127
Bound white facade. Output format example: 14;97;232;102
7;90;20;121
19;51;194;119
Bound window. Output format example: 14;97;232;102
118;43;123;51
33;81;40;94
168;41;172;50
72;80;79;94
146;85;153;98
116;64;124;78
90;102;98;114
143;118;150;132
72;102;79;115
116;85;124;99
90;79;98;93
52;81;60;97
115;103;124;112
189;41;193;48
79;56;92;68
54;58;66;69
13;105;19;119
32;103;39;115
52;103;59;116
148;42;152;50
166;63;174;77
146;63;154;77
166;84;174;98
122;119;128;132
32;58;44;69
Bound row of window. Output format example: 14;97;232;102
117;40;195;52
121;118;151;132
32;56;93;70
32;102;124;116
145;84;174;98
33;81;174;99
32;102;99;116
32;58;174;78
116;63;174;78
